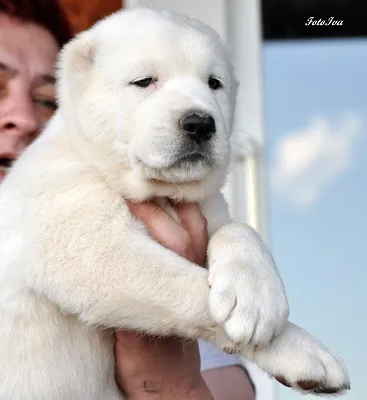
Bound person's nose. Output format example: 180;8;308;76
0;99;38;155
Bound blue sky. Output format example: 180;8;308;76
263;39;367;400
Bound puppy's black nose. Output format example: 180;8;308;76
180;112;216;144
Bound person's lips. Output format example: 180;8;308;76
0;157;14;168
0;153;17;181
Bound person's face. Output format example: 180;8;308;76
0;12;59;181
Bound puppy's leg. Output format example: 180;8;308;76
213;321;350;396
201;192;289;346
32;190;216;337
32;188;349;396
36;210;349;396
200;193;350;396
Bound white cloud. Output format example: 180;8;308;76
271;112;363;207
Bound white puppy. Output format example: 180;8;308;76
0;8;349;400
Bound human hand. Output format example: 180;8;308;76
115;201;212;399
115;333;212;400
127;200;208;265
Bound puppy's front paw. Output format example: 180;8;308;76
207;223;289;346
253;322;350;396
207;258;289;346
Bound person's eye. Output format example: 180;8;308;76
35;98;57;111
208;76;223;90
130;77;155;88
0;81;7;96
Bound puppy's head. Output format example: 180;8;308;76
57;8;238;200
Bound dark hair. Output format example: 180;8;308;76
0;0;73;48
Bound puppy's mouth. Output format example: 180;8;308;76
171;152;207;167
136;148;215;184
137;147;213;171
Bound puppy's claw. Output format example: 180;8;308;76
297;380;319;390
314;384;350;395
276;376;350;396
275;376;291;388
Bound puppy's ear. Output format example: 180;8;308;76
56;32;95;111
64;34;94;73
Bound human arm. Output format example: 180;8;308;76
115;332;213;400
115;333;256;400
115;201;255;400
115;201;213;399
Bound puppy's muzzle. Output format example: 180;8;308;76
179;112;216;144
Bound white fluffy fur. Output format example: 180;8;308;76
0;8;349;399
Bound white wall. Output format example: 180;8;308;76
125;0;227;40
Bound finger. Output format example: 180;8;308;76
127;201;195;261
173;202;208;266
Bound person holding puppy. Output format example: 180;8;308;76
0;1;255;398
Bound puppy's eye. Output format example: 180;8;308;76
130;77;155;88
208;76;223;90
